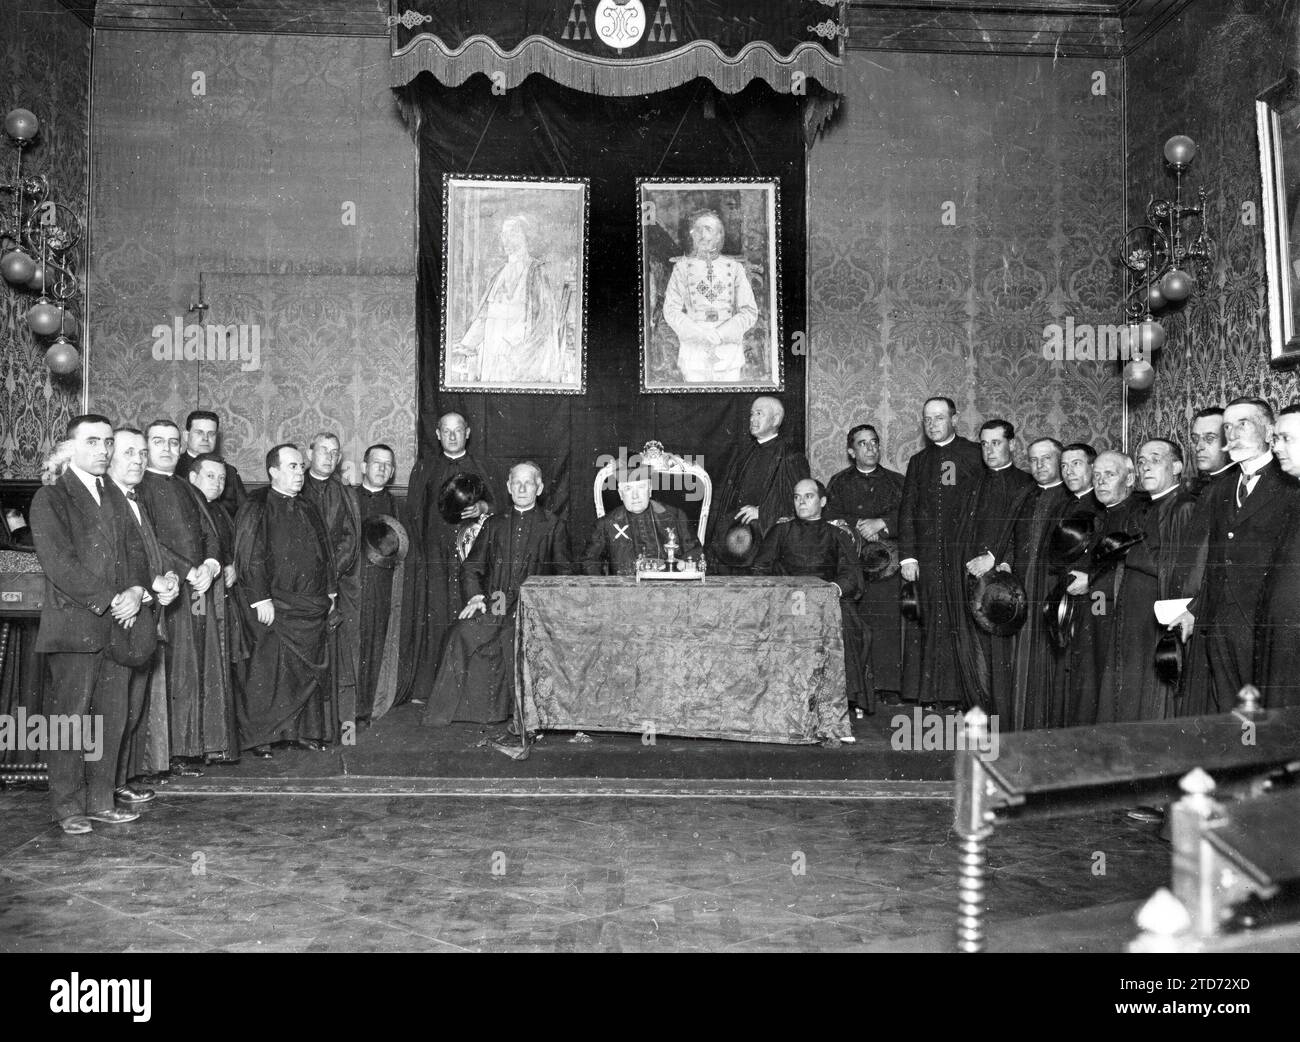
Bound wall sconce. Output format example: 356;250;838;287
1;107;84;376
1118;134;1215;391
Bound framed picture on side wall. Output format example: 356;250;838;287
441;174;589;394
638;177;783;393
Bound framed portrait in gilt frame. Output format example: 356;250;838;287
441;174;588;394
1257;70;1300;368
638;178;783;393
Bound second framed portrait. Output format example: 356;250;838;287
638;178;783;393
441;175;588;394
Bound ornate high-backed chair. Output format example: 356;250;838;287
593;440;712;544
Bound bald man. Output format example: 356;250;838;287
706;396;810;574
421;462;570;728
398;412;494;705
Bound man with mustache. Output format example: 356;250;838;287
1175;397;1294;712
897;397;983;709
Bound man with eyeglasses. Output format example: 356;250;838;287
1173;397;1294;713
1186;406;1233;497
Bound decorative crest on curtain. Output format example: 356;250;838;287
389;0;845;96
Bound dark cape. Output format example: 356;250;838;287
233;488;335;748
1009;482;1074;730
356;485;399;719
825;463;905;694
301;471;361;732
582;501;699;575
752;516;871;711
954;464;1036;716
1255;475;1300;708
1097;488;1197;723
898;436;984;705
706;435;811;573
398;451;495;704
1183;459;1295;713
137;469;235;759
421;506;570;727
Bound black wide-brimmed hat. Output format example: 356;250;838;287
1048;511;1097;567
1095;530;1145;563
899;579;923;623
860;538;900;582
717;519;763;569
1155;630;1184;685
437;472;488;526
1043;575;1079;650
969;571;1029;637
362;513;409;569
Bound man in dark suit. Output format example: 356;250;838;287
1256;405;1300;707
30;415;154;834
582;474;699;575
176;409;247;516
1173;397;1296;712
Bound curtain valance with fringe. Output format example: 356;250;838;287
389;0;846;96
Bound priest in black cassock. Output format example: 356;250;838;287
355;444;400;723
1009;437;1072;730
1186;406;1231;497
752;478;869;718
582;473;699;575
954;420;1035;716
1065;450;1141;726
398;412;494;705
1097;440;1196;723
300;431;361;736
898;397;984;707
175;410;247;516
1172;398;1294;713
422;462;570;728
1255;407;1300;708
234;445;336;756
825;423;905;700
137;419;235;770
706;396;810;574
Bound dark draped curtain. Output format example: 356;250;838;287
398;72;811;550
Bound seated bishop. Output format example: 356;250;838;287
752;478;870;720
582;473;701;575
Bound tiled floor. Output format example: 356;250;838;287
0;788;1170;952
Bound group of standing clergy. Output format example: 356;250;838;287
31;410;404;834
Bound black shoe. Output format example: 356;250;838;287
59;815;92;835
249;745;273;759
169;761;204;778
114;785;156;804
85;808;140;824
293;739;327;752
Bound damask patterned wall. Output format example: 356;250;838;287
0;3;89;478
807;51;1125;480
1125;0;1300;449
88;31;417;484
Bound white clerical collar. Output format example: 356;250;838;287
1039;480;1063;489
1209;462;1233;476
145;466;173;477
362;482;386;493
755;433;778;445
1238;451;1274;478
271;488;297;499
991;462;1012;471
1150;485;1178;501
934;435;955;447
855;465;878;475
1075;487;1094;498
309;471;331;481
68;462;102;501
514;504;536;514
443;451;466;460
